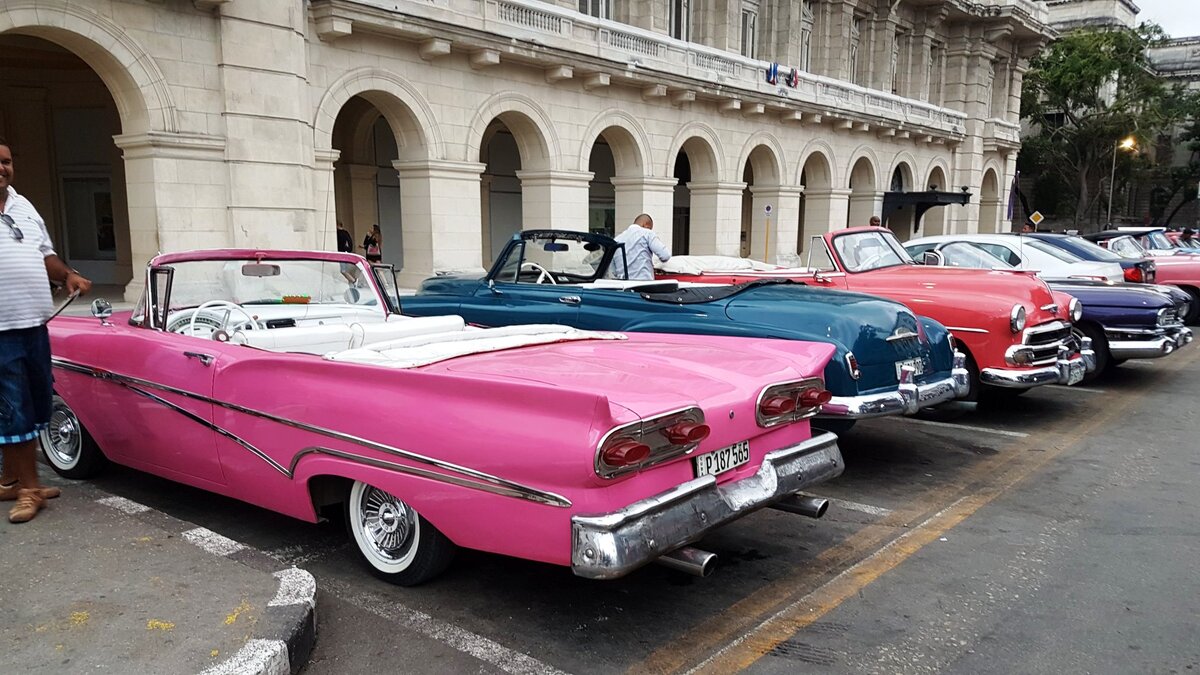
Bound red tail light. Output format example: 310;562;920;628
759;395;797;417
799;388;833;407
601;440;651;467
1124;266;1144;283
665;422;710;445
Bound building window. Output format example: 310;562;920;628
670;0;690;41
578;0;611;19
849;17;862;84
800;0;814;71
891;32;902;95
741;3;758;58
928;40;944;105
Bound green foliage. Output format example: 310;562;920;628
1019;23;1200;226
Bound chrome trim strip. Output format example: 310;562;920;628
945;326;988;334
51;357;571;508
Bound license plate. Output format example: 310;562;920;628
895;357;926;379
693;440;750;478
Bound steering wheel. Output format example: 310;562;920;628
857;250;888;270
520;261;558;285
180;301;262;339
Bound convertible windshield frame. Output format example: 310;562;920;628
487;230;632;284
829;230;915;273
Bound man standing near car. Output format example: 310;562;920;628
0;137;91;523
613;213;670;280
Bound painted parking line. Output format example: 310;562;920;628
674;347;1188;675
183;526;247;557
1048;384;1107;394
895;416;1029;438
320;577;570;675
632;348;1194;675
825;498;893;517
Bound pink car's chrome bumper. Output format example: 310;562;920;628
570;432;844;579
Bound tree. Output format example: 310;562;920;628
1019;24;1200;228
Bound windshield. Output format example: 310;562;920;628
163;259;378;309
1107;236;1147;259
1026;239;1083;262
1061;236;1124;262
492;234;621;283
936;242;1016;269
1144;231;1174;250
832;231;912;272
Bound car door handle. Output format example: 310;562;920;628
183;351;215;366
558;296;582;305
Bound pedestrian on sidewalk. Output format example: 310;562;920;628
0;136;92;523
362;224;383;263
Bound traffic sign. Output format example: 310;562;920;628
764;204;773;215
1029;210;1044;225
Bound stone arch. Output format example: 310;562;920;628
578;110;650;177
846;151;879;228
888;152;919;192
665;123;724;181
736;133;787;187
466;92;559;172
885;154;918;241
313;67;442;160
738;139;786;259
924;158;952;191
843;145;882;189
979;167;1002;234
923;164;951;236
795;146;837;256
0;1;177;134
797;141;836;188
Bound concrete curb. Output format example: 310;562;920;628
95;495;317;675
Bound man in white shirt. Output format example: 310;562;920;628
0;137;92;523
613;213;671;281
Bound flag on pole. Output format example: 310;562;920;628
1006;170;1020;221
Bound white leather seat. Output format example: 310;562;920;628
231;324;356;354
350;315;467;348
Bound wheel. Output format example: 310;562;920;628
1072;323;1109;382
1183;288;1200;326
39;395;106;479
520;261;557;285
812;419;856;435
961;349;982;403
345;480;456;586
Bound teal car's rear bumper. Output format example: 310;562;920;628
820;352;969;418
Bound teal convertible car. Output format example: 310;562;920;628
401;230;969;431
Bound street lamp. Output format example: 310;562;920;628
1106;136;1137;228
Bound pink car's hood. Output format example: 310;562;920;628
425;335;836;417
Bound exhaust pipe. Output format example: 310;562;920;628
769;494;829;519
656;546;717;577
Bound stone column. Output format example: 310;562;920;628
113;131;228;302
314;149;340;252
393;159;487;288
848;190;882;229
515;170;594;232
748;185;803;263
687;181;747;255
610;176;679;249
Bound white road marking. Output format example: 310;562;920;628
198;638;289;675
896;417;1029;438
96;496;150;514
1048;384;1107;394
270;568;317;609
183;526;246;557
322;577;570;675
827;498;893;517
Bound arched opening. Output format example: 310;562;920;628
0;34;131;290
480;120;523;261
847;156;878;228
924;166;949;236
886;163;915;242
587;125;644;238
671;136;721;255
741;144;782;260
979;169;1001;234
588;140;616;236
798;151;834;256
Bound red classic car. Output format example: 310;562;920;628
658;226;1096;401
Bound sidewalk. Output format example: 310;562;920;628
0;474;316;674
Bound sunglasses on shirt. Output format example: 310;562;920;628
1;213;23;242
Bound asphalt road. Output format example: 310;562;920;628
80;348;1200;674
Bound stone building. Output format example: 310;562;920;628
0;0;1050;298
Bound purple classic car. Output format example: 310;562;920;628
41;249;846;584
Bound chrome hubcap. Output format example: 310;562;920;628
44;407;81;466
358;486;415;562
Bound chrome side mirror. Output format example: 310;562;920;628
922;250;945;266
90;298;113;321
487;279;503;296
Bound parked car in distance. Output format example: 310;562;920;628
404;230;968;434
1083;232;1200;324
1115;227;1196;256
905;233;1123;282
1021;232;1157;285
906;241;1192;380
44;249;849;584
656;226;1096;401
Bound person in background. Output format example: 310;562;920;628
0;136;92;523
336;220;353;253
1180;228;1196;247
1021;221;1036;234
362;224;382;263
613;213;670;281
869;216;881;227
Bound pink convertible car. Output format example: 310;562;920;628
42;249;845;584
